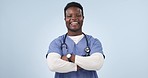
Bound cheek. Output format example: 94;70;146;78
79;17;83;21
80;17;83;20
78;17;84;22
79;19;84;24
65;18;70;23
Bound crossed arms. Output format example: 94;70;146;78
46;52;104;73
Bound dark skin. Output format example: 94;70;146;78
61;7;84;70
64;7;84;36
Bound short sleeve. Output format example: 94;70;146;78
47;39;62;55
90;38;103;55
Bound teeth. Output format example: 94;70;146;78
71;22;78;24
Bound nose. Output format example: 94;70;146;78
71;15;77;21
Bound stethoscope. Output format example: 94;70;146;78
61;33;91;56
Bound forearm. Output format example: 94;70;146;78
46;53;77;73
75;53;104;70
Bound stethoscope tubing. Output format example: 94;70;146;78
62;33;90;56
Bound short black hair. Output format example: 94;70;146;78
64;2;84;17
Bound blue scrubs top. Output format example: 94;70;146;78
47;34;104;78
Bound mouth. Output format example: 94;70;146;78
70;21;79;26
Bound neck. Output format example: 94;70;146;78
67;31;83;36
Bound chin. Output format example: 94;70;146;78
68;28;81;32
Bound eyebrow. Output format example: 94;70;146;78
65;9;82;14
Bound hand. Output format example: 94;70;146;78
71;55;81;70
61;54;75;63
61;55;68;61
70;54;75;62
77;65;81;70
61;55;81;70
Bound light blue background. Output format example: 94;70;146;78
0;0;148;78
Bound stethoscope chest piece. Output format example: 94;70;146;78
84;47;90;56
85;47;90;53
61;43;67;49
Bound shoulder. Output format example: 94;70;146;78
50;34;65;45
85;34;102;44
85;34;100;41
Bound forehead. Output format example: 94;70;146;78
66;7;82;14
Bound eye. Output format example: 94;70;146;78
76;15;81;17
66;15;72;18
76;14;82;17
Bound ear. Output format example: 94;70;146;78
83;16;84;19
82;16;84;20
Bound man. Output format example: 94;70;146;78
46;2;105;78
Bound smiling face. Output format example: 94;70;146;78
65;7;84;35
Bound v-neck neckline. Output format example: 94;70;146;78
67;35;85;45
